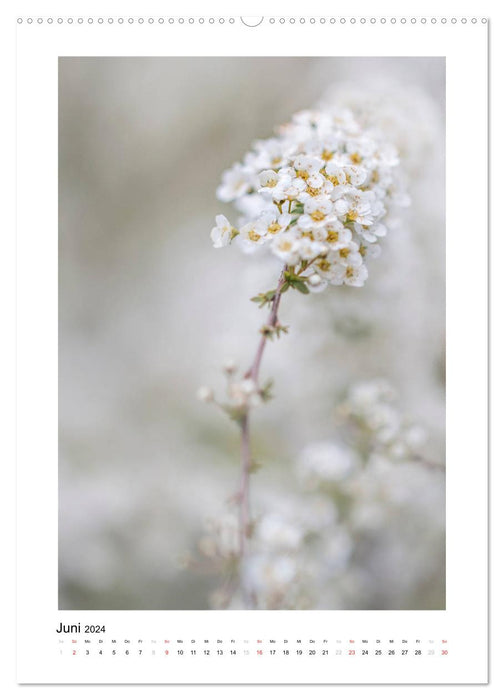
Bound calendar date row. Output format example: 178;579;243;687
63;648;447;657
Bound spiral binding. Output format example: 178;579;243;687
16;16;488;26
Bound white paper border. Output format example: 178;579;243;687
16;16;488;684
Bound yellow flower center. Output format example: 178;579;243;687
350;152;362;164
248;230;261;242
326;229;339;243
321;149;334;161
318;259;331;272
268;223;282;235
311;210;326;222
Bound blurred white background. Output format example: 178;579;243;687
59;57;445;610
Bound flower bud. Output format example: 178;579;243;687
308;273;322;286
240;379;257;395
196;386;214;403
223;359;237;374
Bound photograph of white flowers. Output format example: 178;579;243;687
59;57;445;611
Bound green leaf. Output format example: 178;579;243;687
260;379;275;402
251;289;278;308
291;279;310;294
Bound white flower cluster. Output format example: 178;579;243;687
241;494;352;610
319;79;443;177
337;379;427;459
211;109;407;290
199;493;351;610
197;379;443;610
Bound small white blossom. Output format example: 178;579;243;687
359;242;382;260
340;263;369;288
239;220;268;252
320;222;353;249
293;154;324;175
210;215;235;248
297;237;328;261
330;240;362;267
279;175;307;201
258;169;281;191
216;163;252;201
354;221;387;243
270;232;302;265
258;212;292;239
298;197;335;231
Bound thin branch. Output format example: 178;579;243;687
245;266;287;382
237;265;288;558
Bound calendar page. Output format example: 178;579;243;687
15;9;488;685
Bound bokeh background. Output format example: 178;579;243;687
59;57;445;610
